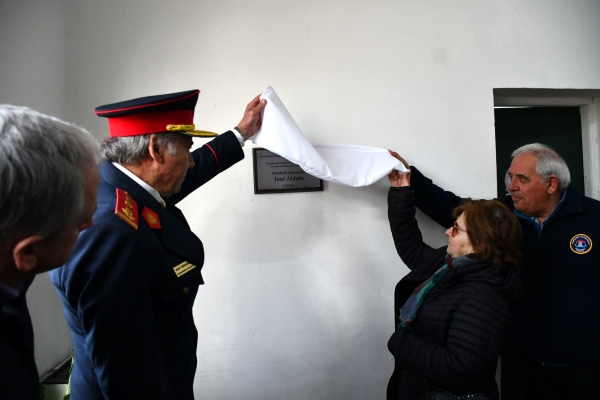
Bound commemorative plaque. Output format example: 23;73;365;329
252;148;323;194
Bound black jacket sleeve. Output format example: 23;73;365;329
410;166;463;229
169;130;244;204
388;186;446;273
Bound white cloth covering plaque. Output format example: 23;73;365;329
251;86;407;187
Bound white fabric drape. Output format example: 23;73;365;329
251;86;407;187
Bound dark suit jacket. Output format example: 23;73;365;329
0;278;39;400
50;131;243;400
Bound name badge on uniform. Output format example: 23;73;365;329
173;261;196;277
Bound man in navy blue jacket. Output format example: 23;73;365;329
397;144;600;399
0;105;99;400
50;89;265;400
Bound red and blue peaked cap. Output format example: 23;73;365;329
94;89;217;138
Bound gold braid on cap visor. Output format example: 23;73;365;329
166;124;218;137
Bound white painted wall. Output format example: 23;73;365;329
2;0;600;396
0;0;74;376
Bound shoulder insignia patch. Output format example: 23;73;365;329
115;188;138;230
141;206;162;229
570;234;592;254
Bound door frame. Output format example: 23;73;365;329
494;88;600;200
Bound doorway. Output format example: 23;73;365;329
494;106;585;198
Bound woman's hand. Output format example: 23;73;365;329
388;150;411;187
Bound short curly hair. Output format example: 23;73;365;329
453;199;522;271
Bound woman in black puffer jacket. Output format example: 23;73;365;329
386;152;523;400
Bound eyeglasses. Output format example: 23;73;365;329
452;221;467;237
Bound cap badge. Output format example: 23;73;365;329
115;189;138;230
570;234;592;254
141;206;162;229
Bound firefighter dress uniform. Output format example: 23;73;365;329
50;90;244;400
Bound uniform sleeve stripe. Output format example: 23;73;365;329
204;143;222;172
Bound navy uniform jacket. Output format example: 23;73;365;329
409;166;600;365
0;279;39;400
50;131;243;400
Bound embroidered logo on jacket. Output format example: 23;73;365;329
570;234;592;254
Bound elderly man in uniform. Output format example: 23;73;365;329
0;105;99;400
50;89;266;399
390;143;600;399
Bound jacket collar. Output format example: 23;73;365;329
98;160;203;265
99;160;160;208
111;162;164;205
553;185;583;218
507;184;583;222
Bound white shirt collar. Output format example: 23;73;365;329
112;162;165;206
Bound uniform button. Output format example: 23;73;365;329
183;287;190;295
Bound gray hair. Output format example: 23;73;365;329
100;133;180;164
511;143;571;191
0;105;99;246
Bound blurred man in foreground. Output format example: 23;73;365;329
0;105;99;400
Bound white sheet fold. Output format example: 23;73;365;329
251;86;407;187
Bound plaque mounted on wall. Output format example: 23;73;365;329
252;148;324;194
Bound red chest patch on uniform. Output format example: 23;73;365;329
141;206;162;229
115;188;139;230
